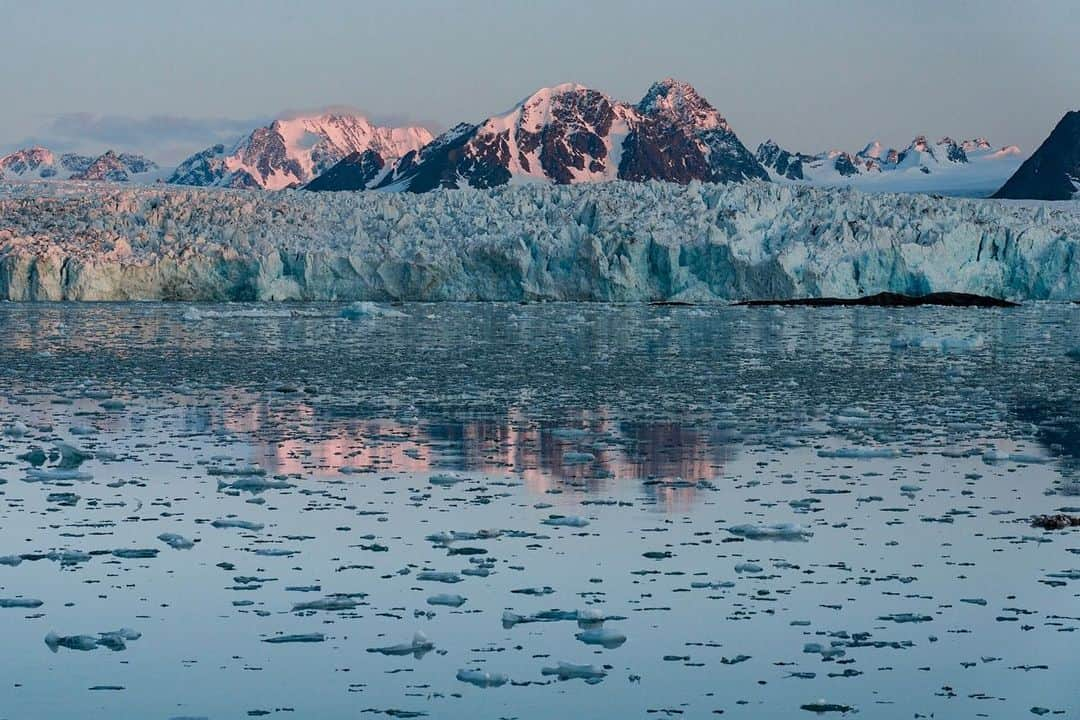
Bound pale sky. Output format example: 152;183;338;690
2;0;1077;163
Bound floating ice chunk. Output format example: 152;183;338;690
690;580;735;590
542;514;590;528
292;595;363;612
982;451;1049;464
502;608;620;628
46;628;141;653
727;523;813;541
157;533;195;550
53;441;92;467
262;633;326;644
427;594;467;607
817;447;898;459
45;632;98;652
367;631;434;658
561;451;596;465
574;627;627;648
0;555;23;567
181;307;297;321
416;571;462;583
456;669;508;688
890;334;985;352
207;463;266;477
429;473;466;486
735;562;763;573
0;598;43;608
211;519;264;531
800;700;854;714
877;612;932;623
425;529;502;544
2;421;28;437
96;628;141;651
112;548;159;559
24;468;92;482
803;643;845;660
541;661;607;682
253;548;299;557
340;302;408;320
217;476;292;492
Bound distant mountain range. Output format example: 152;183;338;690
756;136;1024;197
1;80;1076;200
0;147;159;183
169;114;432;190
346;79;768;193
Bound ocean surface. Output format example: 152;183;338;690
0;302;1077;719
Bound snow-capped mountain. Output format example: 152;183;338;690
342;79;766;193
993;111;1080;200
168;113;433;190
0;146;159;183
756;136;1022;197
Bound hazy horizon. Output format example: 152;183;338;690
2;0;1078;163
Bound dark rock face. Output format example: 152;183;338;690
60;153;94;175
620;79;768;184
377;123;504;192
519;88;617;184
69;151;158;182
833;153;858;177
756;141;804;180
169;144;228;186
735;291;1018;308
941;138;968;163
376;79;768;193
305;150;386;191
618;117;713;183
993;111;1080;200
238;125;305;188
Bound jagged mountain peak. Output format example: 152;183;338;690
355;79;765;193
757;133;1021;196
169;111;433;190
637;78;729;131
0;146;158;183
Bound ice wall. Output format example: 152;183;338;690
1;181;1078;301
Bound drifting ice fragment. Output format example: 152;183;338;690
367;631;434;658
157;533;195;550
727;523;813;541
575;627;627;648
541;662;607;682
456;669;508;688
427;594;467;607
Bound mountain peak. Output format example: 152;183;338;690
170;112;433;190
637;78;729;131
993;110;1080;200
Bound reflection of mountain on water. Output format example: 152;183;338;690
1013;398;1080;494
185;399;735;508
422;416;735;503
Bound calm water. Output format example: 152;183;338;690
0;302;1077;719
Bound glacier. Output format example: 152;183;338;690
0;180;1078;302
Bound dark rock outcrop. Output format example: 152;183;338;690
993;111;1080;200
734;292;1018;308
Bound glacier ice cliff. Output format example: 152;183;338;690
0;181;1078;302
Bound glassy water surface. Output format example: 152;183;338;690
0;302;1077;719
